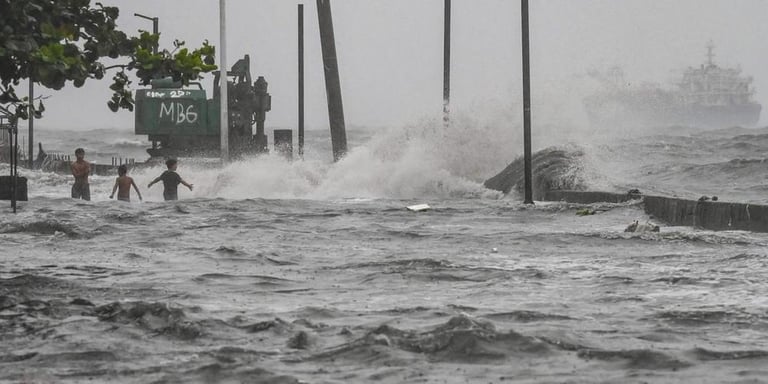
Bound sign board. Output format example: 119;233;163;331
134;89;217;136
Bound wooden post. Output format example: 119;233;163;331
316;0;347;162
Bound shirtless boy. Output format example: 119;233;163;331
70;148;91;201
110;165;143;202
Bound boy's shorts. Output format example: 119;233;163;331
71;183;91;201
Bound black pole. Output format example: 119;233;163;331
298;4;305;159
152;18;159;54
12;120;18;212
316;0;347;162
8;124;13;211
443;0;451;125
521;0;533;205
28;78;33;169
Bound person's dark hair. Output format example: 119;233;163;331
75;148;84;155
165;158;178;168
117;164;127;175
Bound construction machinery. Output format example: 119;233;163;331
134;55;271;158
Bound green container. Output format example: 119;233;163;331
135;88;219;136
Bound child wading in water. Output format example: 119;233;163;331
70;148;91;200
148;158;193;201
110;165;143;202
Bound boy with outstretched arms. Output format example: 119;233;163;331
148;158;193;201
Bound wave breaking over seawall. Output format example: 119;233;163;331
483;146;588;199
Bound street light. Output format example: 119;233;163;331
134;13;159;54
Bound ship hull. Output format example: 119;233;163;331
585;97;762;129
675;102;762;128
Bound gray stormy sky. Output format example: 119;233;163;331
33;0;768;132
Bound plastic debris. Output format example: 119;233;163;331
406;204;431;212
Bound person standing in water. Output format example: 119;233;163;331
110;165;143;202
70;148;91;201
147;158;193;201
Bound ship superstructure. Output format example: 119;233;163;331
585;42;761;129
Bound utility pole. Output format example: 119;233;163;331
443;0;451;126
521;0;533;204
298;4;305;159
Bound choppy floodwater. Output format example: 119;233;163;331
3;124;768;383
3;196;768;383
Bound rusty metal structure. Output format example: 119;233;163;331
134;55;271;158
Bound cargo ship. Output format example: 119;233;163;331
584;42;762;129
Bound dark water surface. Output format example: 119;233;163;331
4;125;768;382
3;196;768;383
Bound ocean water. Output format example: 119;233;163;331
3;118;768;383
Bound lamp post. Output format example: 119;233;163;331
134;13;159;54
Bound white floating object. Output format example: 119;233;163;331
491;248;498;253
407;203;431;212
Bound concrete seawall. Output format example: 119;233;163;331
543;190;642;204
544;190;768;233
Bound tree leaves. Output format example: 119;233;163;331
0;0;218;120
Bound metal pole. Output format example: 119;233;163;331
298;4;305;159
316;0;347;162
521;0;533;204
219;0;229;162
443;0;451;126
28;78;33;169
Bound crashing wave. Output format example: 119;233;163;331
483;146;587;199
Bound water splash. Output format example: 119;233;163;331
136;114;519;200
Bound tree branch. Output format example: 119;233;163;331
103;64;129;71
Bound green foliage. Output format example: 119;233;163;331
0;0;217;119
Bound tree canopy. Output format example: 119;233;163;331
0;0;217;120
